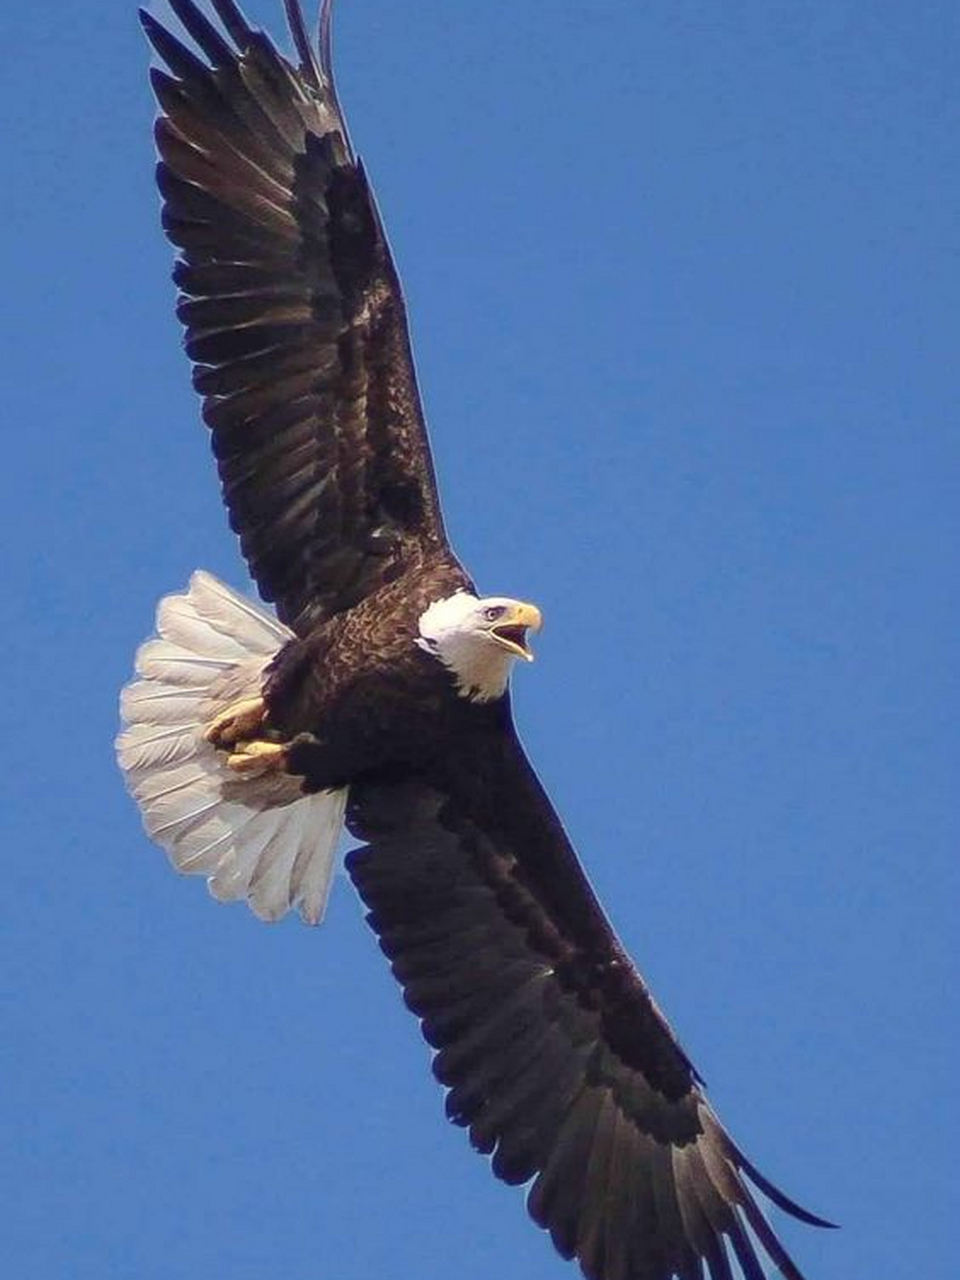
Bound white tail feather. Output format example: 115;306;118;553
117;571;346;924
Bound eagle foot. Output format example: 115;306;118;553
225;739;288;774
204;696;266;749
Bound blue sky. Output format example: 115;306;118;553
3;1;956;1277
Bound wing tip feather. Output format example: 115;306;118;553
735;1147;838;1231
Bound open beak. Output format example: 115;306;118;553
490;602;543;662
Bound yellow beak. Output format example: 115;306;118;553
490;602;543;661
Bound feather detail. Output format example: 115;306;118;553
117;571;346;923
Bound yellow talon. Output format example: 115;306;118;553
204;696;265;748
225;740;287;773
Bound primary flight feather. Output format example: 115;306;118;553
117;2;832;1276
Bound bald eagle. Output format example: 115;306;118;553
117;3;832;1278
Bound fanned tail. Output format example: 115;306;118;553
117;571;345;924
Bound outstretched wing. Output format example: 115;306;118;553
346;734;831;1280
143;0;452;634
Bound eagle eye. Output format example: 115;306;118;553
483;606;506;622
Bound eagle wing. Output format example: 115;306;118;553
144;0;452;634
346;730;831;1280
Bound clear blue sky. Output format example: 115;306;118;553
3;1;956;1277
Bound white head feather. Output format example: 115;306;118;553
416;591;542;702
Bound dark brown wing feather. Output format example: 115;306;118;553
143;0;452;633
346;731;832;1280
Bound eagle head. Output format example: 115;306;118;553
416;592;543;702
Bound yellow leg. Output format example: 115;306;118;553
204;696;265;748
225;739;287;774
